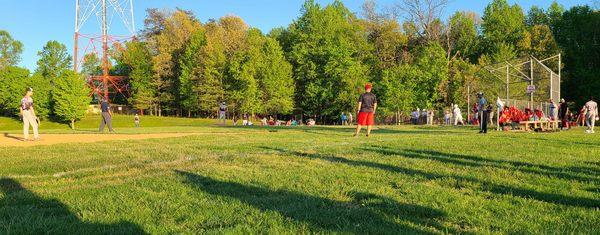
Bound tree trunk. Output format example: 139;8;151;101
70;119;75;129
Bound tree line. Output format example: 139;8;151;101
0;0;598;124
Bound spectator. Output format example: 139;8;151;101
261;117;268;126
242;113;249;126
444;110;451;125
584;96;598;134
134;114;140;128
558;99;569;130
427;109;434;125
218;102;227;125
411;109;420;125
341;112;348;126
549;99;558;121
453;104;464;126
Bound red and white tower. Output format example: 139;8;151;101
74;0;135;101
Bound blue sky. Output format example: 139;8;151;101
0;0;593;71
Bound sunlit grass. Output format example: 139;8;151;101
0;119;598;234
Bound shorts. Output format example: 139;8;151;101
219;111;226;119
357;112;375;126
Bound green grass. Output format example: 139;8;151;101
0;117;599;234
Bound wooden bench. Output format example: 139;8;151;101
519;120;560;131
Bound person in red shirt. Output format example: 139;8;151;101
354;83;377;137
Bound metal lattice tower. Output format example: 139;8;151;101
74;0;135;101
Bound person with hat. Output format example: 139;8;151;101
584;96;598;134
218;102;228;125
20;87;40;141
98;97;115;133
477;92;487;133
354;83;377;137
558;98;569;130
453;104;464;126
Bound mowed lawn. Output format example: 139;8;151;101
0;116;599;234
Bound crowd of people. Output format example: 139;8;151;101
17;83;598;142
497;97;598;133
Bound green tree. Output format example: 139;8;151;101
25;72;53;119
144;9;202;116
52;70;91;129
36;40;72;82
448;11;480;62
378;65;416;121
0;30;23;69
481;0;527;56
554;6;600;106
81;53;101;76
121;40;157;115
0;66;29;116
413;43;449;108
179;30;207;116
287;0;370;119
226;29;263;116
526;6;548;26
258;38;295;115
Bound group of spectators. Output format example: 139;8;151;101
498;97;597;133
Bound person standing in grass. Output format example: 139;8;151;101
453;104;464;126
477;92;487;133
354;83;377;137
558;99;569;130
98;97;115;133
348;112;353;125
341;112;348;126
134;114;140;128
481;104;492;134
218;102;227;125
584;96;598;134
20;87;40;141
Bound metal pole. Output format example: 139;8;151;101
467;84;470;124
74;0;80;72
530;57;534;109
102;0;109;101
558;53;561;100
130;0;136;35
506;65;509;106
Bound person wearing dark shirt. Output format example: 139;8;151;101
477;92;487;133
354;83;377;137
99;97;115;133
558;99;569;130
481;104;492;134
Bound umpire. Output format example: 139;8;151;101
99;97;115;133
477;92;487;133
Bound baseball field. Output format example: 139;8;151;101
0;116;598;234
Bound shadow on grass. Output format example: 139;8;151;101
501;135;600;148
219;125;473;136
177;171;450;234
0;178;145;234
262;147;600;209
364;147;599;183
3;133;22;141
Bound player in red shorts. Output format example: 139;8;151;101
354;83;377;137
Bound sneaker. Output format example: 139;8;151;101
22;138;29;142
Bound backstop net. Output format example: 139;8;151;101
478;54;561;115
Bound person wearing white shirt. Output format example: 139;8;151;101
584;97;598;133
453;104;464;126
